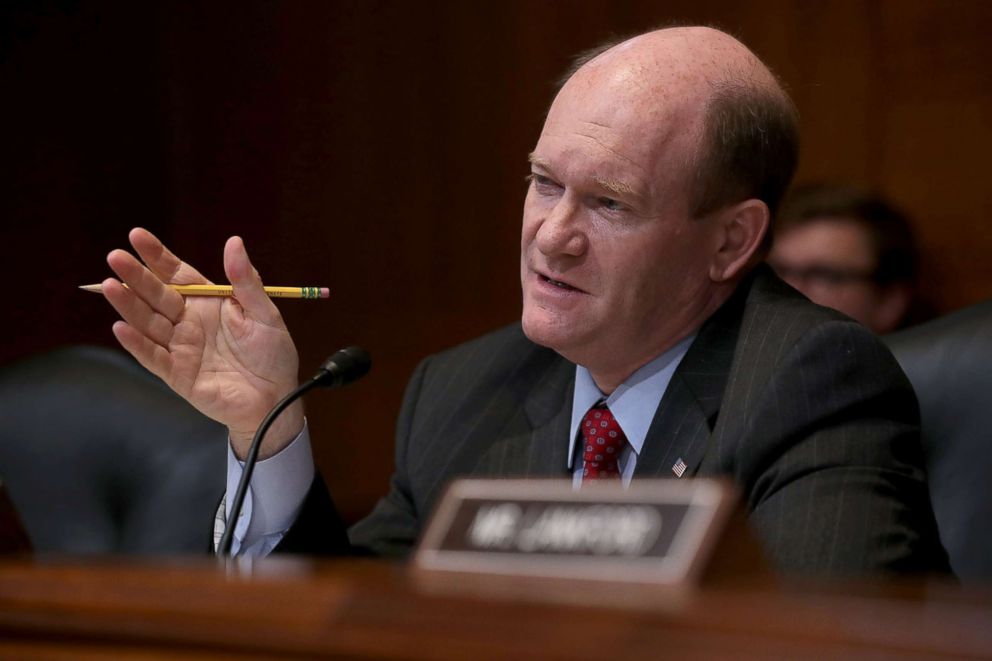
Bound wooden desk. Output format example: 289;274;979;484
0;556;989;660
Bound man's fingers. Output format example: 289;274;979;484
107;249;186;323
102;277;177;348
111;320;173;383
129;227;209;285
223;236;282;326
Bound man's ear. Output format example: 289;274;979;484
708;199;770;282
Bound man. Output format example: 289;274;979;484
101;27;947;575
769;184;922;334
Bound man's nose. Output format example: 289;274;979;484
535;196;587;257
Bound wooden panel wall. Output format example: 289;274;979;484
3;0;991;521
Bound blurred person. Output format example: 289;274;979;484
770;184;921;334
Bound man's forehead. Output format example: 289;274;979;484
534;83;696;189
546;50;709;158
563;26;773;119
530;125;649;174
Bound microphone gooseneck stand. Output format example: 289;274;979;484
217;347;371;556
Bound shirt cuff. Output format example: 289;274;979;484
225;420;315;550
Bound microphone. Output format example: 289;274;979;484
314;346;372;388
216;346;371;556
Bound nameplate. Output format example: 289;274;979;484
414;478;741;585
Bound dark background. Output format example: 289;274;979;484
4;0;992;522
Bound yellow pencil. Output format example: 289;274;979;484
79;284;330;299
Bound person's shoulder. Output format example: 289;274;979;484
734;266;912;399
729;264;903;378
746;264;869;334
432;322;533;358
418;321;562;381
403;322;571;423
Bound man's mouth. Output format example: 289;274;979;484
539;273;583;293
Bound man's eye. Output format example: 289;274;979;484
528;173;561;192
599;197;624;212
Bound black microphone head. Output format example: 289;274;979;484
314;346;371;387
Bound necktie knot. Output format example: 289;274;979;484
581;403;627;480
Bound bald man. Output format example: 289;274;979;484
102;27;947;576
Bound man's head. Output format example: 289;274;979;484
520;27;798;391
769;184;919;334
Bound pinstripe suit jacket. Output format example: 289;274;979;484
281;265;948;575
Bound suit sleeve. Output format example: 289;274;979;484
270;472;351;555
345;356;430;557
272;357;430;557
727;320;950;576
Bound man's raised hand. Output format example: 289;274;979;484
102;228;303;459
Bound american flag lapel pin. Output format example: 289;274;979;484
672;458;687;477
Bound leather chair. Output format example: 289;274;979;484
886;300;992;581
0;346;226;554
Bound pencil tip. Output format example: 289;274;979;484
79;284;101;293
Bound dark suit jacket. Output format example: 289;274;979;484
280;266;948;576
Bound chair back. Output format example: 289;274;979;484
886;300;992;580
0;346;225;553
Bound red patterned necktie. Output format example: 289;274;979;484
581;402;628;480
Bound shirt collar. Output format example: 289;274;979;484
567;334;695;469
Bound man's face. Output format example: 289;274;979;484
769;218;896;332
520;70;721;381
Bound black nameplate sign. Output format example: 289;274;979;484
415;479;741;585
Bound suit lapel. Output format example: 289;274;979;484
471;350;574;478
522;354;575;475
634;269;752;479
634;370;712;478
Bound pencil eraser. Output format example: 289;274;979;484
319;287;330;299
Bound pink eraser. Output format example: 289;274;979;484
319;287;330;299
